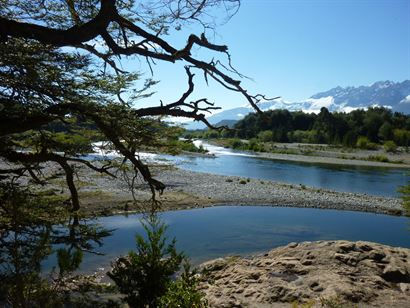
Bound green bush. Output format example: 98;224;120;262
230;139;244;149
398;184;410;215
356;136;378;150
168;140;208;154
383;140;397;153
393;129;410;146
159;263;207;308
257;130;273;142
108;215;185;308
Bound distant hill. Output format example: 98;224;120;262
213;119;238;128
184;80;410;130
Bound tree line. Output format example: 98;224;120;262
187;107;410;148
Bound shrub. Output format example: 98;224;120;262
383;140;397;153
257;130;273;142
398;184;410;216
393;129;410;146
159;263;207;308
239;180;247;184
108;215;185;308
230;139;244;149
171;140;208;154
356;136;378;150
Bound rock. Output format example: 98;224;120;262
381;264;410;283
368;250;386;262
399;283;410;292
287;242;298;248
199;240;410;307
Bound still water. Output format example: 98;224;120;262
168;142;408;197
61;206;410;273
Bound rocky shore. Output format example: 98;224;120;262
198;240;410;307
70;165;404;217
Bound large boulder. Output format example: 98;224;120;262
198;240;410;307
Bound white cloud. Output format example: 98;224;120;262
399;95;410;105
305;96;334;109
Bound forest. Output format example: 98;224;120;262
186;107;410;148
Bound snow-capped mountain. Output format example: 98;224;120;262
185;80;410;130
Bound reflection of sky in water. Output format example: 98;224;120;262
46;206;410;274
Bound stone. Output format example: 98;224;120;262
198;240;410;307
381;264;410;283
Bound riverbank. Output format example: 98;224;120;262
65;164;404;217
206;140;410;168
1;158;405;217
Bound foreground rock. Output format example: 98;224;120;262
199;240;410;307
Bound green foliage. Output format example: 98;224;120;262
231;138;245;149
223;107;410;147
356;136;378;150
159;263;207;308
393;129;410;146
108;215;186;308
378;122;393;140
167;140;208;154
57;248;84;276
398;184;410;215
0;183;112;306
383;140;397;153
248;138;265;152
258;130;274;142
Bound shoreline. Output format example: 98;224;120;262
254;151;410;168
204;140;410;169
0;158;405;218
72;166;405;218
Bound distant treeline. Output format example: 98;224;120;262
185;107;410;147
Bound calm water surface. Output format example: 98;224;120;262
169;142;409;197
59;206;410;273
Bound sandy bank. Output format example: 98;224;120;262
71;165;404;217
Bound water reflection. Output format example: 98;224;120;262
0;186;111;306
72;206;410;274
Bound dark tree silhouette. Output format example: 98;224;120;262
0;0;273;210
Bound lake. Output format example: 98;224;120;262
53;206;410;274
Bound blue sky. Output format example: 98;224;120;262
130;0;410;110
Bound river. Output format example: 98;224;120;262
164;141;409;197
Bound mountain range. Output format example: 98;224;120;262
184;80;410;130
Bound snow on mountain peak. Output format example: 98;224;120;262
184;80;410;129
